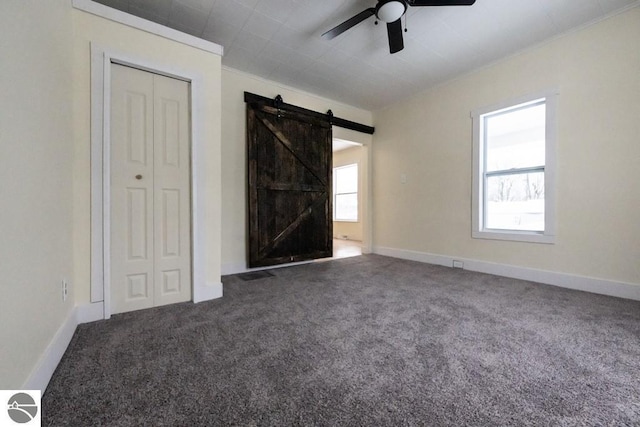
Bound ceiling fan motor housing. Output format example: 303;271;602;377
376;0;408;23
321;0;475;54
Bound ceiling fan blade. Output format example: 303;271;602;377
387;19;404;54
322;7;376;40
408;0;476;6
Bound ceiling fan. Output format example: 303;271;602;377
322;0;476;54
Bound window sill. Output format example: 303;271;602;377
472;230;555;244
333;219;359;223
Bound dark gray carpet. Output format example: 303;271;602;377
43;255;640;426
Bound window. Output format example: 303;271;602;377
333;163;358;221
472;91;557;243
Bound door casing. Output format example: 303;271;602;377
109;64;192;314
90;44;212;319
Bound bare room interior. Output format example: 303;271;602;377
1;0;639;425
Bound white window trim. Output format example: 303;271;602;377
471;89;558;244
333;163;359;223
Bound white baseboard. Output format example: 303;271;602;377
222;260;313;276
194;282;223;303
21;289;222;393
373;246;640;301
221;262;245;276
22;307;78;392
374;246;452;268
76;302;104;324
20;248;638;394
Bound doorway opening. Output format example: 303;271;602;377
332;138;364;260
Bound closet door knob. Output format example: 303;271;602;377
135;174;143;180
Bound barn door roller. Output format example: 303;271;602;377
244;92;375;135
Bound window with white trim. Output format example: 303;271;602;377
472;91;557;243
333;163;358;222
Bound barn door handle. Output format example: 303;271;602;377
135;174;143;180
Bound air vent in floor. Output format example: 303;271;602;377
237;270;275;281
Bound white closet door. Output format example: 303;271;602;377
110;64;191;315
152;71;191;308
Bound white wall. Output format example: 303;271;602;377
0;0;75;388
333;146;366;242
221;68;373;274
372;7;640;287
71;9;223;305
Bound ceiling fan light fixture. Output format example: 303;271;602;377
376;0;407;23
322;0;475;54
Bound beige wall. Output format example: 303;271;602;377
72;10;223;304
333;146;366;242
0;0;75;388
221;68;373;274
372;7;640;285
3;0;635;391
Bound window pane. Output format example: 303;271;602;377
335;193;358;221
335;164;358;194
485;172;545;231
485;103;545;172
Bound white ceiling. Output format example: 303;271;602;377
93;0;638;110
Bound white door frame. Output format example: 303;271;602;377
331;130;373;256
90;43;208;319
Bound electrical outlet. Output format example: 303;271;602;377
62;279;68;302
452;260;464;269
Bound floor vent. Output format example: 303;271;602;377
237;270;275;281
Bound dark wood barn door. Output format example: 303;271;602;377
247;103;332;268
